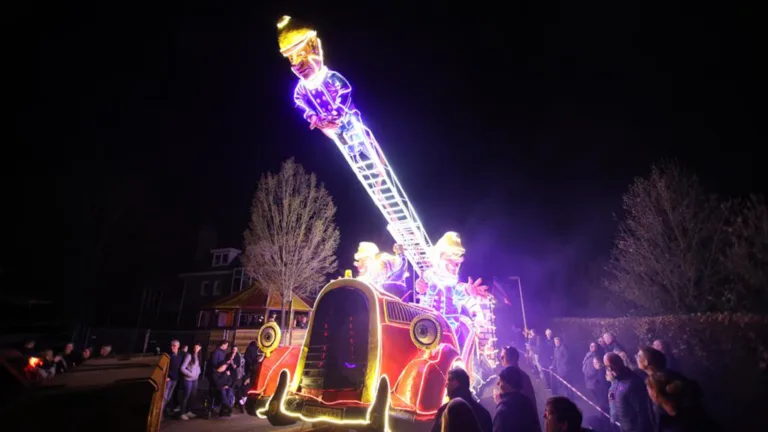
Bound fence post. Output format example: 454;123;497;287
142;329;151;354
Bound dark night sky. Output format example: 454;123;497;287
6;1;762;321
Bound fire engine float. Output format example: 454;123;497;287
246;16;499;431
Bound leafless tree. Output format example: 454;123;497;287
242;159;340;342
723;194;768;311
605;161;730;314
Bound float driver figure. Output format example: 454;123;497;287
354;242;409;299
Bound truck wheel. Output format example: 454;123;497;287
266;370;297;426
368;376;390;432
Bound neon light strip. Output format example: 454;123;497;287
257;369;392;431
323;114;434;275
248;346;298;394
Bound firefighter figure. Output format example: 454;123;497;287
415;232;488;349
277;15;376;161
353;242;409;299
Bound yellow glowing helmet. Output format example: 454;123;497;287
431;231;466;261
277;15;316;56
354;242;380;261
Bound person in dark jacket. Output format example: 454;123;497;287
646;372;719;432
523;329;543;377
636;346;703;431
163;340;183;416
19;339;36;358
493;366;541;432
604;353;652;432
500;346;537;416
540;329;555;389
243;341;264;390
432;368;492;432
228;345;246;411
602;333;625;353
60;342;81;371
585;356;610;414
544;396;588;432
652;340;680;372
442;398;482;432
582;342;603;378
552;337;571;398
209;340;234;417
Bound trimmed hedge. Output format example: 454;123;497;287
551;314;768;431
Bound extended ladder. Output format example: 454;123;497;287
330;116;433;275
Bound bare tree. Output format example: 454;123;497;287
723;194;768;311
242;158;340;342
605;161;730;314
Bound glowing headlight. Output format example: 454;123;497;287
257;322;282;357
410;314;442;351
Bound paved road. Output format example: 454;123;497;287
161;414;322;432
158;363;601;432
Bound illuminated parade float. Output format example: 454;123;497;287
246;16;499;431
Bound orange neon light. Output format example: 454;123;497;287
250;346;298;394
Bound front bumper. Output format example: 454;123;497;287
246;392;370;424
245;394;267;416
283;395;370;424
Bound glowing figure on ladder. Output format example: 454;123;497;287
277;14;490;352
277;15;433;275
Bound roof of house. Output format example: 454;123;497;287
204;285;313;312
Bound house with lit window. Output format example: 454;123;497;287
141;246;256;329
171;247;255;328
197;285;312;348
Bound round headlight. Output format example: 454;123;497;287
410;314;442;351
257;322;282;357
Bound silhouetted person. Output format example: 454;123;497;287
19;339;36;358
637;346;701;431
98;344;114;359
653;339;680;371
585;356;609;414
602;333;625;353
501;346;538;417
494;366;541;432
604;353;652;432
544;396;590;432
540;329;555;389
646;372;719;432
552;336;571;398
432;368;492;432
442;398;482;432
81;347;92;363
162;340;183;416
209;340;234;416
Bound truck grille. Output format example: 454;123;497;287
301;287;369;390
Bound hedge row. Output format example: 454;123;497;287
551;313;768;431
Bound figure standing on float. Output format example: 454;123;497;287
415;232;488;348
353;242;409;300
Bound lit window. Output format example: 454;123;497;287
200;281;210;296
213;252;230;267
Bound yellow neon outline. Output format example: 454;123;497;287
410;314;443;351
277;15;291;29
249;345;298;394
257;321;282;357
279;30;318;57
257;369;392;431
290;278;382;404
